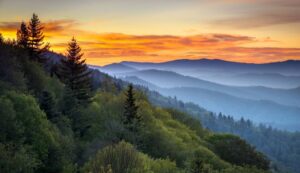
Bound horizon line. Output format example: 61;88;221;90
88;58;300;67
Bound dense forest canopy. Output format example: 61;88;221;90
144;89;300;173
0;14;294;173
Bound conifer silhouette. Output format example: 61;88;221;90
59;37;92;103
123;84;140;126
17;22;29;48
28;13;49;63
40;90;56;119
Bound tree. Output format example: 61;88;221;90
59;37;92;104
190;159;213;173
0;33;3;44
123;84;140;129
28;13;49;63
207;134;270;170
39;90;57;120
17;22;29;48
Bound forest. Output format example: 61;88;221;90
0;14;279;173
144;90;300;173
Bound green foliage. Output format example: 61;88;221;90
123;84;139;125
22;58;53;96
83;141;145;173
0;43;27;92
219;166;270;173
0;25;273;173
207;134;270;170
123;84;142;141
0;143;39;173
0;91;75;172
166;108;207;137
136;100;217;167
39;90;57;120
83;141;181;173
147;88;298;173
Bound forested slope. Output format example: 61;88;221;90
143;88;300;173
0;15;271;173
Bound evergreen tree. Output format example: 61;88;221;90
189;151;213;173
17;22;29;48
39;90;56;120
123;84;140;129
59;37;92;103
28;13;49;63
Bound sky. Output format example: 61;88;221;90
0;0;300;65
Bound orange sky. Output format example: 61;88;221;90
0;0;300;66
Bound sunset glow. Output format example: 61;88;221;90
1;0;299;65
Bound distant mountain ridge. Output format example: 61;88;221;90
123;75;300;131
121;58;300;66
90;58;300;131
119;69;300;107
120;58;300;71
112;58;300;88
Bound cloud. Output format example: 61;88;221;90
216;47;300;62
70;33;255;57
43;20;76;32
51;32;300;65
1;19;299;65
218;0;300;7
210;0;300;28
213;11;300;29
0;22;19;32
0;19;76;33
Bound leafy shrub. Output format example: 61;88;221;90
82;141;182;173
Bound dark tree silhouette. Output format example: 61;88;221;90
59;37;92;103
39;90;57;120
0;33;3;44
28;13;49;63
17;22;29;48
123;84;140;127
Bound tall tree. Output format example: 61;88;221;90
123;84;140;128
39;90;57;120
59;37;92;103
17;22;29;48
28;13;49;63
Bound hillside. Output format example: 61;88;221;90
0;32;271;172
104;69;300;131
104;68;300;107
112;75;300;173
101;59;300;89
141;88;300;173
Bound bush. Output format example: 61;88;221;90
82;141;182;173
82;141;145;173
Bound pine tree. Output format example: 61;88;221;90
123;84;140;127
59;37;92;103
28;13;49;63
17;22;29;48
190;151;213;173
39;90;56;120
